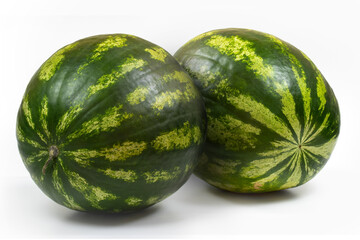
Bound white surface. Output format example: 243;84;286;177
1;0;360;238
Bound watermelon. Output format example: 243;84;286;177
16;34;206;212
174;28;340;193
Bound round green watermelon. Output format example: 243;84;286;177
174;28;340;193
16;34;206;212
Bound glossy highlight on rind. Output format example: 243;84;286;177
16;34;206;212
174;28;340;193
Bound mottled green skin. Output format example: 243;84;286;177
175;28;340;193
17;34;206;212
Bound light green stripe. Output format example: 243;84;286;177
292;64;312;123
213;79;295;142
228;94;293;141
152;90;183;111
207;113;261;151
301;151;319;182
273;82;302;142
24;151;48;165
60;160;116;209
278;150;302;189
300;50;327;114
23;138;44;149
152;71;197;111
16;124;25;142
87;56;146;98
39;42;78;81
303;135;337;159
143;166;182;183
66;104;133;141
127;87;149;105
16;124;44;149
303;113;330;143
302;149;309;172
100;168;137;182
163;71;190;83
52;164;84;211
183;80;199;101
151;121;201;152
36;132;47;146
266;34;312;124
185;30;216;46
302;151;318;179
205;179;239;192
145;47;168;62
189;68;222;88
205;35;301;143
90;35;127;61
207;157;239;175
152;86;197;111
146;196;161;205
147;194;171;205
22;94;35;130
39;95;50;138
316;74;327;113
66;141;147;163
266;139;297;151
76;35;127;76
303;121;317;145
64;149;98;167
206;35;273;79
240;148;297;179
251;150;299;189
303;150;320;165
56;104;83;135
125;197;142;206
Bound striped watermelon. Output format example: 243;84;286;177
16;34;206;212
174;28;340;193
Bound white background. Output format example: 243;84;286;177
1;0;359;239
